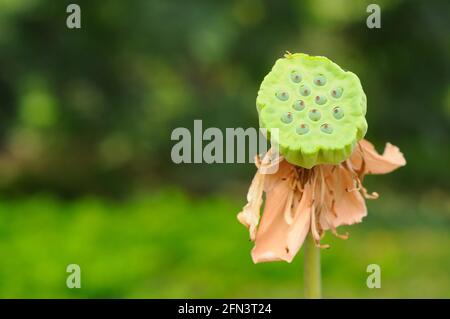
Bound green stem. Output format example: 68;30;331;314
304;234;321;298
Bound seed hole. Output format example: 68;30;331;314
315;95;327;105
331;87;343;98
332;107;344;119
299;85;311;97
308;109;321;121
296;123;310;135
320;123;333;134
292;100;305;111
290;70;302;83
314;74;327;86
281;112;293;124
275;90;289;101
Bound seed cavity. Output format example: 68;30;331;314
320;123;333;134
331;87;343;98
292;100;305;111
299;85;311;97
315;95;327;105
314;74;327;86
308;109;321;121
332;106;344;119
281;112;293;124
290;70;302;83
276;90;289;101
296;123;309;135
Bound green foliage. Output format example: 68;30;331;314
0;0;448;299
0;189;448;298
0;0;448;195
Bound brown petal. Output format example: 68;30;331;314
237;171;265;241
350;139;406;175
321;165;367;229
251;182;312;263
262;158;294;193
237;149;285;241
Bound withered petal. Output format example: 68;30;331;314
351;139;406;175
251;182;312;263
321;165;367;230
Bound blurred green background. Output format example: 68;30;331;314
0;0;449;298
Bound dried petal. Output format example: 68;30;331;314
321;165;367;229
237;171;265;241
351;139;406;175
251;182;312;263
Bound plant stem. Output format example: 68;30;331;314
304;234;321;298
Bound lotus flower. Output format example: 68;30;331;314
238;53;406;301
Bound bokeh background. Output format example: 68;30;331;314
0;0;449;298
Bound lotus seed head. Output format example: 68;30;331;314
256;53;367;168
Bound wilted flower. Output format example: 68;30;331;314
238;52;406;263
238;140;405;263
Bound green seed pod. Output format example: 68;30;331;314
257;52;367;168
